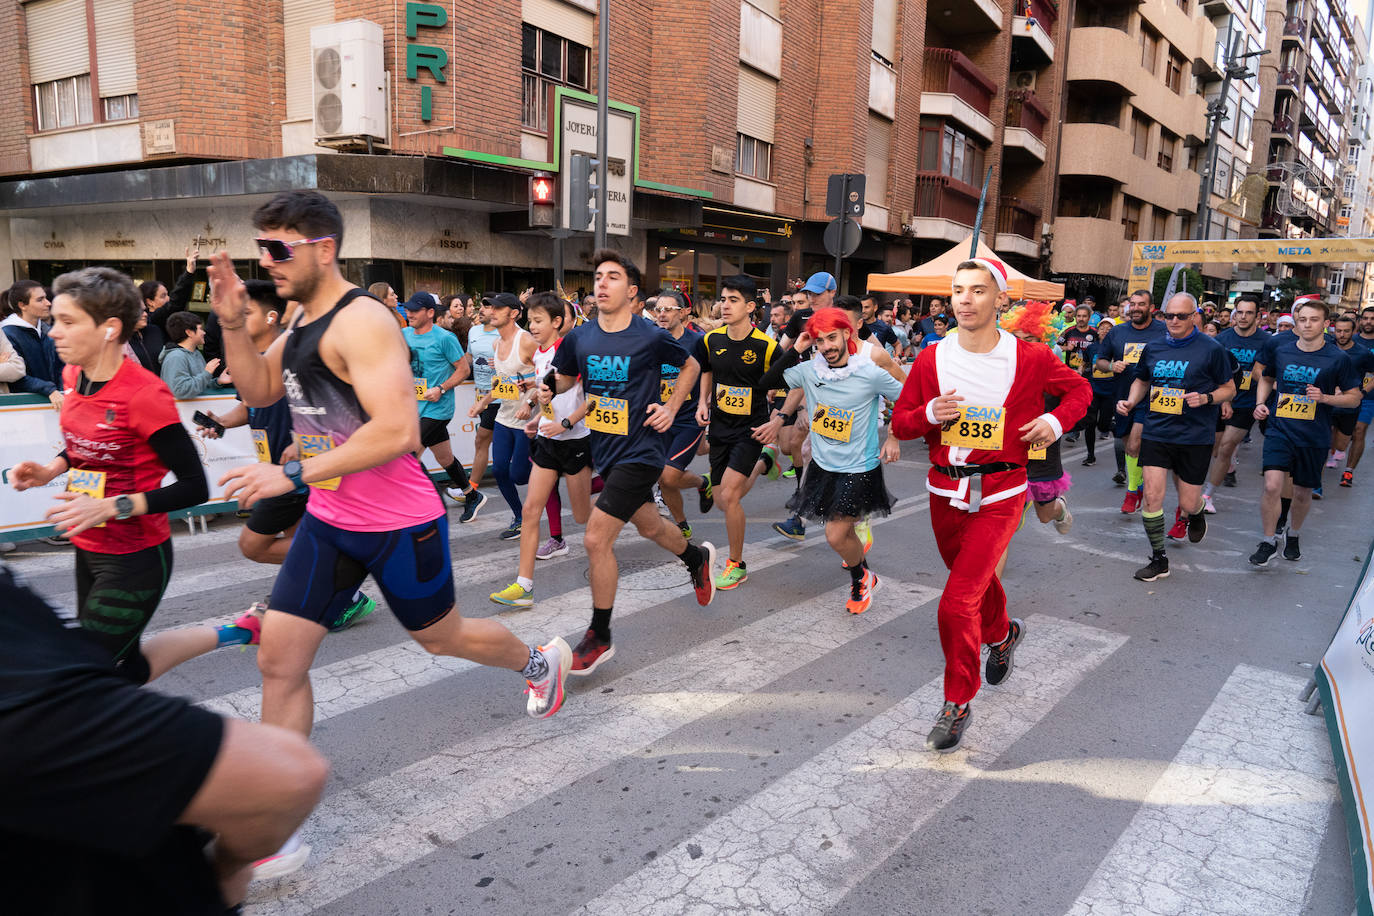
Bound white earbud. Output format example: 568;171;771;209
267;313;277;325
104;327;114;341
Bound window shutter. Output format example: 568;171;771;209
736;65;776;145
865;114;891;204
871;0;897;62
93;0;137;96
522;0;595;47
26;0;91;84
284;0;335;121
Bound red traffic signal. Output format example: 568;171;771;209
529;173;556;227
531;176;555;203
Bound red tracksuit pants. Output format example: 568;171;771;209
928;491;1026;705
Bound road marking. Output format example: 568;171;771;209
247;576;944;914
1066;663;1337;916
577;614;1126;916
199;501;932;721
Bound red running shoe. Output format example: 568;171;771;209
1166;507;1187;540
1120;490;1142;514
570;628;615;677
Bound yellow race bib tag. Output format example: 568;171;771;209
660;379;676;403
414;377;428;400
1240;370;1253;391
251;429;271;463
585;395;629;435
716;384;752;416
1276;394;1316;421
940;405;1005;450
66;469;108;527
1363;372;1373;391
1068;352;1083;370
492;376;521;400
1149;386;1184;415
810;404;854;442
1091;366;1113;379
294;433;341;490
1027;443;1047;460
539;400;555;421
1123;342;1146;365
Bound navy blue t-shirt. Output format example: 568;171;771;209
663;327;704;428
248;398;294;464
1263;337;1361;448
1214;328;1269;410
1098;319;1168;401
1132;332;1234;444
551;316;690;473
1334;341;1374;414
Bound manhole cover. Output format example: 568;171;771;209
584;557;690;591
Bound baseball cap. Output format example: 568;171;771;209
482;292;522;311
402;292;435;311
801;272;837;294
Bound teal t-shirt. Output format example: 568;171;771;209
403;325;465;421
782;355;904;474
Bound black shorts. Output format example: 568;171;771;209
1223;407;1256;432
419;416;452;448
478;400;499;431
1262;431;1325;490
271;512;454;631
594;462;663;522
664;423;706;471
530;435;593;477
709;431;764;486
1333;410;1358;437
1138;438;1213;486
75;540;174;685
245;489;309;536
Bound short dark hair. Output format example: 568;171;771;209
526;291;567;328
658;289;688;311
1334;315;1356;328
933;314;950;326
591;248;641;293
244;279;286;314
51;268;142;344
3;280;44;317
253;190;344;251
1130;289;1153;304
137;279;165;305
835;294;863;316
1234;295;1260;310
720;274;758;304
1294;299;1330;319
165;310;203;343
861;292;880;305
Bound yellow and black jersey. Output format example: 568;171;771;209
693;326;778;430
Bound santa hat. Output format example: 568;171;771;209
1292;293;1323;308
967;258;1009;292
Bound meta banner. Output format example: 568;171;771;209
1124;237;1374;289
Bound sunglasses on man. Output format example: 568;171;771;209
254;235;334;263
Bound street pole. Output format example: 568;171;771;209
594;0;609;252
833;173;849;282
1195;36;1268;240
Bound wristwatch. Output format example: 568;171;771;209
283;459;307;493
1205;392;1214;406
561;418;573;430
113;495;135;520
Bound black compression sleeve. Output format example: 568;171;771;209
143;424;210;515
756;347;802;392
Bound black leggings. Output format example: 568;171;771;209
75;540;174;684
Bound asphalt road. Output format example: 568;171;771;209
7;430;1366;916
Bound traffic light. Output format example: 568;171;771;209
529;173;556;228
568;152;597;233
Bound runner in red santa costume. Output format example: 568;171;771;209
891;258;1091;752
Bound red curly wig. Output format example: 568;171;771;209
805;307;859;354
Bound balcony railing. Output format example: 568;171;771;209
1283;15;1306;38
1006;89;1050;139
915;173;981;225
1272;113;1295;138
922;49;998;117
1276;68;1300;88
997;197;1042;238
1014;0;1058;26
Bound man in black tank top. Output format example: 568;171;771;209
208;190;571;879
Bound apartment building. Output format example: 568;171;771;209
1050;0;1217;299
0;0;1075;299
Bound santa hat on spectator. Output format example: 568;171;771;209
966;258;1009;292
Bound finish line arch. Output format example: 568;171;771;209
1125;237;1374;291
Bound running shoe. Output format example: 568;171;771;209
1283;532;1302;561
1081;456;1096;467
232;603;266;646
490;582;534;607
252;831;311;880
677;519;693;540
1223;470;1237;487
570;628;615;676
715;558;747;590
1120;490;1142;514
459;488;488;523
1112;471;1126;486
654;484;671;518
498;518;523;540
536;537;568;560
690;541;717;606
1202;494;1216;514
329;594;377;632
444;484;467;502
926;701;971;753
1065;432;1079;444
1166;507;1187;540
1327;450;1345;468
761;445;781;480
1312;487;1323;500
984;617;1024;686
698;474;714;513
525;636;572;718
1133;554;1170;582
1052;499;1074;535
781;465;798;479
845;568;879;615
1248;540;1278;567
1186;510;1207;544
772;515;806;540
855;517;874;554
1341;469;1354;488
41;535;70;547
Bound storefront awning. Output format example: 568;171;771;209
868;234;1064;300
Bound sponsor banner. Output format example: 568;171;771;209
1127;238;1374;290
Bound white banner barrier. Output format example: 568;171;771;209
1316;541;1374;916
0;384;481;541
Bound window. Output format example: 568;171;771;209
919;118;986;186
736;133;772;181
1213;150;1232;196
1140;26;1159;75
1166;52;1185;94
1152;208;1168;239
33;74;93;131
521;24;590;133
1236;99;1254;148
1056;177;1115;219
1157;129;1177;171
102;93;138;121
1132;111;1151;159
1178;214;1192;239
1122;195;1143;240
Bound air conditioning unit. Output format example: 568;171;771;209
1012;70;1037;92
311;20;387;146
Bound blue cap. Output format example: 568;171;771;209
801;272;837;294
402;292;435;311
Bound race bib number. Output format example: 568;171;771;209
1091;366;1113;379
940;405;1005;450
585;395;629;435
1276;394;1316;421
1149;386;1183;415
810;404;854;442
1068;352;1084;370
1123;342;1146;365
1240;370;1253;391
294;433;341;490
540;400;555;421
66;469;108;527
492;376;521;401
1027;443;1047;461
251;429;271;463
716;384;752;416
660;379;676;403
414;377;428;400
1363;372;1373;391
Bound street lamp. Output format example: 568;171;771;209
1195;37;1270;240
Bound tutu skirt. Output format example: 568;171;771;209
794;463;897;522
